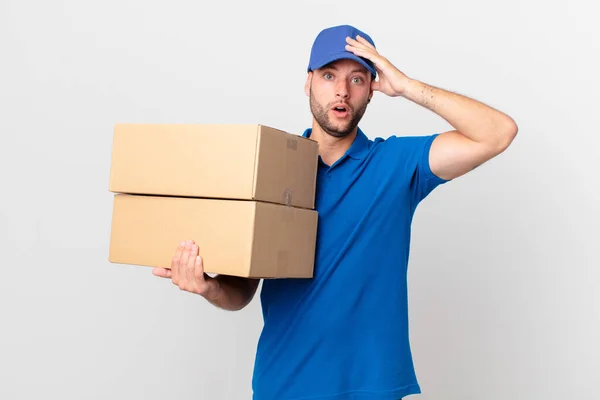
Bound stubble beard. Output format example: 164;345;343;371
309;87;369;138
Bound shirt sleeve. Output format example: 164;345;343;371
409;133;449;208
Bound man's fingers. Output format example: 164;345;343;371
175;241;191;291
345;36;385;68
194;254;205;283
152;267;172;278
163;239;207;296
345;36;374;53
186;244;199;284
171;241;185;284
345;43;373;60
172;241;185;264
355;34;376;50
180;240;192;271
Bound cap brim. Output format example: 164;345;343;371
309;51;377;78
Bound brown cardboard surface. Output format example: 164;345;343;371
108;194;318;278
108;124;319;209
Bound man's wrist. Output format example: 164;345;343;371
203;277;222;303
400;78;439;111
394;76;414;97
399;78;421;98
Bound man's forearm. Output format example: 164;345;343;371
402;78;518;149
206;275;258;311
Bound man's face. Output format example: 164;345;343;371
305;59;373;138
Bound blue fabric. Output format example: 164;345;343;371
307;25;377;79
252;127;448;400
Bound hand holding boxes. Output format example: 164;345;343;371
107;124;319;278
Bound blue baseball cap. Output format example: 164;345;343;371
307;25;377;79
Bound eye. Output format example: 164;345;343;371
324;73;333;80
351;77;363;84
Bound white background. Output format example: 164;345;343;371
1;0;598;399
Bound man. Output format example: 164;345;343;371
153;25;518;399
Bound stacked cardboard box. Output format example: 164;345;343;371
107;124;320;278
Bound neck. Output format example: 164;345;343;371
310;121;357;166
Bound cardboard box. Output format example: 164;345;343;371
109;124;319;209
109;194;318;278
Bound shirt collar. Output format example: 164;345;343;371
301;127;369;161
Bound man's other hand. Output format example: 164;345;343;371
153;240;220;301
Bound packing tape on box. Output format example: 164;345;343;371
283;188;292;206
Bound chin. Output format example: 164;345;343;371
324;125;354;138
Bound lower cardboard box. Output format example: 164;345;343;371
109;194;318;278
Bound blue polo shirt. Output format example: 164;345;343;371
252;127;448;400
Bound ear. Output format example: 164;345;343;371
304;72;312;96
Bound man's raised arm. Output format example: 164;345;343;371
345;34;518;181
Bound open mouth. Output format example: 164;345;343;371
331;104;350;118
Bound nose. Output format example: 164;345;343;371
335;79;349;99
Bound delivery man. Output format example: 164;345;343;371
152;24;518;400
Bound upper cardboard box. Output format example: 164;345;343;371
109;124;319;209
